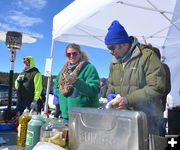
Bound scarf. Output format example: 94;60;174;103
59;60;86;96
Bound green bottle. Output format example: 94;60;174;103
25;115;45;150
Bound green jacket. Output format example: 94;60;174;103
107;37;166;116
15;56;42;101
55;62;100;119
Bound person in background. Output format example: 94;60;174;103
98;78;108;99
105;20;166;135
98;78;108;108
55;43;100;120
37;89;46;113
163;94;175;135
15;56;42;114
53;79;61;118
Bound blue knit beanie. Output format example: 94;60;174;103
105;20;131;45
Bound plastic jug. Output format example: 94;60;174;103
25;115;45;150
17;108;31;147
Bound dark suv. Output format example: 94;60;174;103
0;84;17;105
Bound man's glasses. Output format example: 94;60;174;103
24;61;30;64
107;44;121;51
66;52;78;57
24;58;30;64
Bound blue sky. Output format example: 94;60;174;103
0;0;112;78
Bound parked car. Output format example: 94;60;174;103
0;84;17;105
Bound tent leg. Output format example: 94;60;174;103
44;39;55;113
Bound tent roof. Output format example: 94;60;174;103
52;0;179;51
52;0;180;103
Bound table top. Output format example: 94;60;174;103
0;145;24;150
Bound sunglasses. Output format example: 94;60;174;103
24;61;30;64
66;52;78;57
107;44;121;51
24;58;30;64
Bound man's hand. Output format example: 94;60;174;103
31;100;38;111
111;97;128;110
17;75;24;83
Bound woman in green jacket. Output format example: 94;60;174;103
55;43;100;119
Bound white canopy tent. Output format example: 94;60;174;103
44;0;180;111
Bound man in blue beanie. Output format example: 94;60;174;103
105;20;166;135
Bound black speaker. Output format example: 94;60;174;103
168;107;180;135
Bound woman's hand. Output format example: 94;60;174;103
64;74;78;85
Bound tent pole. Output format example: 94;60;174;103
117;1;180;15
146;0;180;31
44;39;55;113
